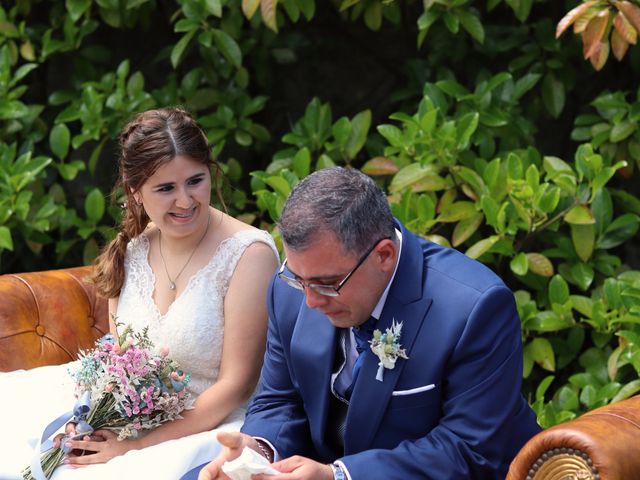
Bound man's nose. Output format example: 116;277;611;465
304;287;330;310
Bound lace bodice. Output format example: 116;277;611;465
116;229;278;403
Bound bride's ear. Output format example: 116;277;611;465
130;189;142;206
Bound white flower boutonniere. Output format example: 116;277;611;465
370;319;409;382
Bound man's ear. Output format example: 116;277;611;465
375;239;397;272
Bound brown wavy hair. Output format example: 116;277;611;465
91;107;222;298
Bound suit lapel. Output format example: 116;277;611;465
290;306;337;448
344;225;432;453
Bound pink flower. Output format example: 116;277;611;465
160;346;170;357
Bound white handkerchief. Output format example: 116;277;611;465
221;446;280;480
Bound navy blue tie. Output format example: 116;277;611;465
345;316;377;399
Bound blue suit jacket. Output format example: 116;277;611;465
242;222;541;479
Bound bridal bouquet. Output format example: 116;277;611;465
23;325;193;480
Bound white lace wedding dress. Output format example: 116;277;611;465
0;229;278;480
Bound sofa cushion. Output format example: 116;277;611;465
0;266;109;372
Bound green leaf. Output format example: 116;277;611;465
569;372;599;389
212;29;242;68
457;9;485;43
264;175;291;198
442;11;460;33
549;274;570;305
465;235;499;259
580;385;598;408
171;30;197;68
67;0;91;21
11;63;38;85
556;385;579;411
332;117;351;147
0;226;13;250
543;156;573;177
592;187;613;235
437;201;477;223
541;72;565;118
609;121;636;143
345;110;371;159
364;1;382;31
564;205;595;225
571;295;593;318
452;213;483;247
506;0;534;22
261;0;279;31
537;186;560;214
84;188;105;222
611;380;640;403
377;124;403;147
598;214;640;249
455;112;479;149
389;163;439;193
83;237;99;265
49;123;70;160
571;263;594;291
292;148;310;178
510;252;529;276
513;73;542;101
57;160;86;181
527;253;554;277
535;375;555;400
206;0;223;17
361;157;399;176
175;19;199;32
529;311;573;333
296;0;315;19
242;0;260;19
529;337;556;371
571;224;595;262
435;79;469;99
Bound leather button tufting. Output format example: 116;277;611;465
88;315;95;327
35;325;45;336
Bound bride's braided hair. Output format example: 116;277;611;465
90;107;221;298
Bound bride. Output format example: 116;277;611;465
0;107;279;479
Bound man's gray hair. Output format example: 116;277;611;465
278;167;396;254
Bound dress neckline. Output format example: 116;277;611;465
137;228;259;319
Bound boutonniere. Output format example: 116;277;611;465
370;319;409;382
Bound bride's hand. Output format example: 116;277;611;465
62;429;138;466
52;422;76;449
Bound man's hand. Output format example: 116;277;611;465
198;431;263;480
253;456;333;480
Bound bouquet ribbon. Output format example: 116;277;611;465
30;391;94;480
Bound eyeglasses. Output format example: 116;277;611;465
277;237;390;297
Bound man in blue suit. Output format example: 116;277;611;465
196;167;540;479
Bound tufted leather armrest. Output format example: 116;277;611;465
507;394;640;479
0;266;109;372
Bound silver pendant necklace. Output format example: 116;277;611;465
158;211;211;291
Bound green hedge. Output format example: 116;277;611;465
2;0;640;428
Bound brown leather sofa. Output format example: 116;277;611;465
507;394;640;479
1;267;639;478
0;266;109;372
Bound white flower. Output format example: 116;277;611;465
369;319;409;381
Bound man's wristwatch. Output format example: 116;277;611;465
255;439;274;463
330;462;346;480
